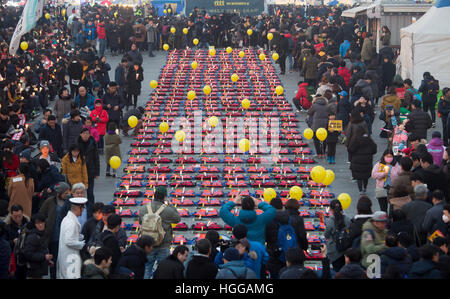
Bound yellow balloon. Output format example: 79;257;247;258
316;128;328;142
289;186;303;200
20;41;28;51
163;44;169;51
241;99;251;109
203;85;211;95
168;8;171;13
209;48;216;56
163;9;167;14
187;90;196;101
272;52;279;61
226;47;232;54
183;28;188;35
263;188;277;202
259;53;266;61
239;51;245;58
109;156;121;170
191;61;198;70
62;9;66;16
45;13;50;19
239;138;250;153
175;130;186;142
310;166;326;184
247;29;253;36
170;27;176;34
128;116;138;128
150;80;158;89
338;193;352;210
231;74;239;82
303;128;314;140
275;86;284;95
209;116;219;128
159;122;169;133
267;32;273;40
322;170;335;186
193;38;199;45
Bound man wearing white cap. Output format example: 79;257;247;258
57;197;87;279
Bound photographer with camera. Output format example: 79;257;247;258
219;193;276;246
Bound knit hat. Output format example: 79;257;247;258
432;131;441;139
232;224;248;239
19;149;32;161
223;247;240;262
372;211;388;222
39;140;50;149
54;182;70;194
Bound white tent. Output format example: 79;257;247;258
399;0;450;88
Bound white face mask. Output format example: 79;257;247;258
443;214;449;223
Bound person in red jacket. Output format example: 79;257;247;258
293;82;311;112
90;99;109;154
97;20;107;57
338;61;351;87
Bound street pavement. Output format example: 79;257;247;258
93;47;443;220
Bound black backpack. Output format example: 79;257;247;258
334;226;351;252
427;79;440;96
14;228;29;267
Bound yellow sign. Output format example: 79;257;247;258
328;120;342;132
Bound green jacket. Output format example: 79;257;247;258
138;200;181;248
361;38;373;61
361;219;388;268
104;133;121;162
82;263;108;279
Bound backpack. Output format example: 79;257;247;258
276;217;298;263
351;229;375;249
334;226;351;252
408;88;422;101
14;228;29;267
140;203;166;246
426;79;439;96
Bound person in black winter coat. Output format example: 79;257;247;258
337;91;352;130
39;115;63;158
348;132;377;194
405;100;432;141
153;245;189;279
62;110;83;154
274;32;289;75
125;62;144;110
408;244;442;279
347;196;373;248
398;232;420;263
81;202;104;260
353;97;375;135
77;130;100;213
402;185;432;247
0;222;11;279
380;232;412;278
205;230;220;263
265;199;308;279
380;57;396;94
278;248;315;279
99;214;122;274
186;239;218;279
388;209;415;243
116;236;155;279
334;248;368;279
101;82;125;129
35;159;66;193
22;213;53;279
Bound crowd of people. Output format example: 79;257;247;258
0;2;448;280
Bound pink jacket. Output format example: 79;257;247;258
84;125;100;142
371;162;401;189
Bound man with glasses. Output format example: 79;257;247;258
56;197;87;279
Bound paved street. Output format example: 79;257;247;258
93;47;442;220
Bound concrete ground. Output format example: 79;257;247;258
92;47;443;222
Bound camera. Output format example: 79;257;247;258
218;239;237;252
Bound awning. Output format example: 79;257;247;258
341;4;372;18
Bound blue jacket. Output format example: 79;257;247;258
214;251;257;276
380;247;412;277
215;260;257;279
74;93;96;110
84;23;97;41
408;259;442;279
249;240;269;278
339;40;351;58
219;201;276;245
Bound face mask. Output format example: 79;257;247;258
385;157;393;164
443;214;449;223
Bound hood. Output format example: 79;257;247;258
362;219;383;233
381;247;407;261
313;97;328;105
410;260;437;276
238;209;257;224
428;138;444;147
299;82;309;88
94;99;103;112
339;263;366;278
219;260;245;270
4;214;30;225
355;79;369;88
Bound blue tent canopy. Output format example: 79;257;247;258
435;0;450;7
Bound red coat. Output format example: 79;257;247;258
295;83;309;100
97;23;106;40
3;154;19;178
90;100;109;136
338;67;351;87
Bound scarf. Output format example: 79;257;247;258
384;165;392;188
